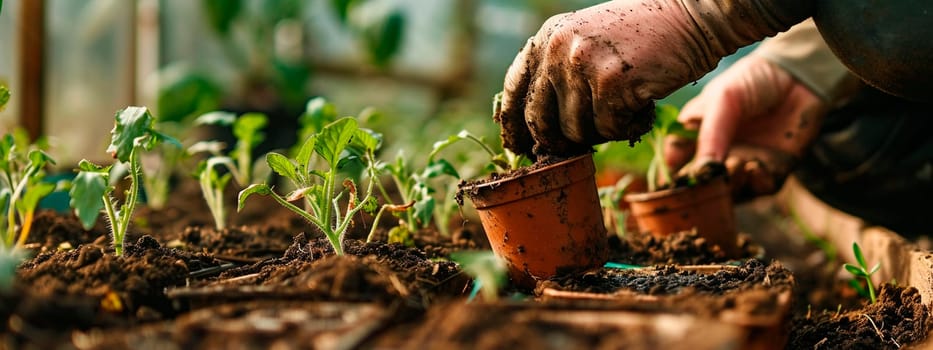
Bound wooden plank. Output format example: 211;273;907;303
18;0;45;140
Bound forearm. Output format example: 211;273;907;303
679;0;814;71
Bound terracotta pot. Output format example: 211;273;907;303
461;154;608;289
624;176;739;257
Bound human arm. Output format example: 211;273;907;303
494;0;813;158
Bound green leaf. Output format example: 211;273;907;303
194;111;236;126
202;0;242;36
295;134;318;172
853;243;867;270
330;0;358;23
17;182;55;213
354;4;405;67
654;104;680;131
70;170;110;230
844;263;866;277
77;159;110;173
299;97;338;137
0;85;9;111
157;67;222;123
870;262;881;275
27;149;54;169
0;188;9;216
266;152;297;181
238;184;271;211
107;107;157;162
350;128;381;153
413;197;435;226
233;113;268;149
423;159;459;179
315;118;357;169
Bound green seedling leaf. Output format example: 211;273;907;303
315;118;357;168
194;111;236;126
853;243;867;270
351;128;381;153
422;159;459;179
844;263;865;277
17;182;55;213
238;184;271;211
0;85;9;111
870;262;881;275
107;107;157;162
412;197;435;226
266;152;297;180
70;169;110;230
233;113;268;149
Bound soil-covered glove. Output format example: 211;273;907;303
665;52;828;201
494;0;811;158
666;19;862;201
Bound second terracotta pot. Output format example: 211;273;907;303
460;154;608;289
624;176;739;257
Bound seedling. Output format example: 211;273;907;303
643;104;697;192
0;130;57;249
190;111;270;230
239;117;381;255
598;174;635;238
450;250;508;302
843;242;880;304
70;107;179;256
429;129;530;174
368;151;460;243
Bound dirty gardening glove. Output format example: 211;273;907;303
665;19;859;201
495;0;811;158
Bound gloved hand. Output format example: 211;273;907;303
664;54;827;201
494;0;810;157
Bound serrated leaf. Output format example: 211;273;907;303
194;111;236;126
77;159;110;173
107;107;156;162
266;152;297;181
238;184;271;211
70;170;110;230
315;118;357;168
350;128;381;152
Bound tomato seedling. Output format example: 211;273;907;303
0;130;57;250
643;104;697;192
70;107;179;256
239;117;381;255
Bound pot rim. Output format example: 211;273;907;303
623;176;729;204
461;154;596;208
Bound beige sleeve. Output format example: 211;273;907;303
754;18;859;104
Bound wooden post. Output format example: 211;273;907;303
19;0;45;140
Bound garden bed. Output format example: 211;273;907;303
2;175;932;349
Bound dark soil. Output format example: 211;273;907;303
788;284;932;349
607;230;759;266
539;259;789;296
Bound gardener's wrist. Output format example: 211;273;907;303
680;0;813;63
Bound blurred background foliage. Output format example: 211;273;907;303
0;0;754;177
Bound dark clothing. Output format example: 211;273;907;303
796;86;933;237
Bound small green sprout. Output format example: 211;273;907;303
644;104;697;192
1;130;57;249
367;151;460;243
238;117;381;255
70;107;179;256
450;250;508;302
430;129;530;174
190;112;270;230
843;242;880;304
598;174;635;239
